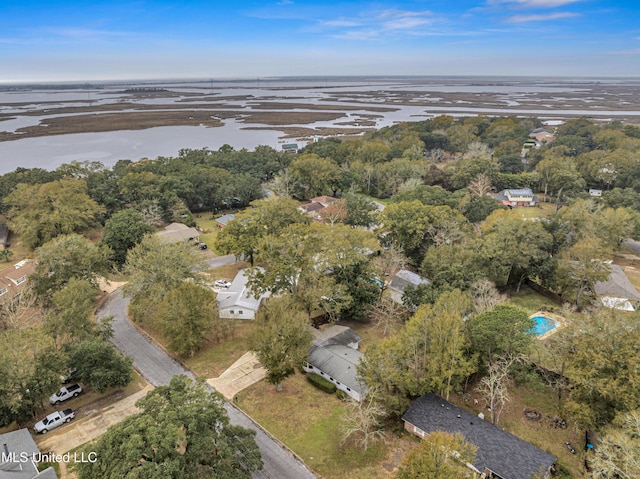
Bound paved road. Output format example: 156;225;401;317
98;290;316;479
205;254;238;269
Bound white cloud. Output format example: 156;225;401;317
506;12;580;22
320;9;441;40
277;0;293;5
490;0;583;7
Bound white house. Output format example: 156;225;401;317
217;269;269;320
0;428;58;478
303;325;366;401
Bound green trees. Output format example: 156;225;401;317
66;340;132;393
216;196;309;265
156;283;217;357
75;376;262;479
467;304;534;366
395;431;477;479
4;178;105;249
31;234;112;298
250;297;313;392
359;292;474;415
561;310;640;427
45;278;100;345
101;208;153;266
288;153;343;199
123;235;201;323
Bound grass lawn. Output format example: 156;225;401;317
183;320;259;378
237;372;415;479
193;215;228;254
508;285;560;314
449;382;585;478
512;201;556;220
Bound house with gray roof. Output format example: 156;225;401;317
403;394;556;479
0;428;58;479
303;325;366;401
217;268;270;320
496;188;539;207
388;269;431;305
215;214;235;228
155;222;200;244
594;263;640;311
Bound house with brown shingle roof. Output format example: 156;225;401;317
0;260;35;305
309;196;338;207
155;222;200;244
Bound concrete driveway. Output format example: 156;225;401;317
35;384;153;455
207;352;266;400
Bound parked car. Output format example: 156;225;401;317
214;279;231;288
198;242;207;250
49;383;83;405
34;409;75;434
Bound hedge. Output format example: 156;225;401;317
307;373;337;394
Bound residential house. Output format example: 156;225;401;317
388;269;431;305
594;263;640;311
282;143;299;153
303;325;366;401
217;269;270;320
155;222;200;244
496;189;539;207
403;394;556;479
529;128;556;143
0;260;35;306
215;214;235;229
298;201;324;219
588;189;603;197
309;196;338;208
0;428;58;479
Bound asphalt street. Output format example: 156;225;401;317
97;289;316;479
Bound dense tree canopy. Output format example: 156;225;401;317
75;375;262;479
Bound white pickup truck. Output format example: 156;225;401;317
49;383;83;405
34;408;75;434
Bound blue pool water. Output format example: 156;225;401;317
530;315;559;336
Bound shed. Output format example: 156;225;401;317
216;214;235;228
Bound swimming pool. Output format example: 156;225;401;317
530;315;559;336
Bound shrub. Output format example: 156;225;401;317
335;389;348;401
307;373;337;394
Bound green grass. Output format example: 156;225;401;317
183;320;259;378
512;201;556;219
193;215;224;254
508;285;559;314
237;373;412;479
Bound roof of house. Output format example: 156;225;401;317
307;344;365;394
3;260;35;284
388;269;431;293
402;394;556;479
312;325;362;349
299;202;324;213
309;195;338;206
217;268;269;312
0;428;58;479
216;214;235;226
155;223;200;243
504;188;534;197
594;264;640;301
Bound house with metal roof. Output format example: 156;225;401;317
594;263;640;311
388;269;431;305
496;189;539;207
0;428;58;479
215;214;235;228
303;325;366;401
155;222;200;244
403;394;556;479
217;268;270;320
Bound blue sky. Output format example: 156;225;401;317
1;0;639;82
